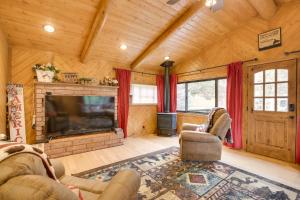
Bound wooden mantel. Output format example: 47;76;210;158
35;82;119;90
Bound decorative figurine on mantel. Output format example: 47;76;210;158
99;76;118;86
32;63;60;83
62;72;79;84
78;77;98;86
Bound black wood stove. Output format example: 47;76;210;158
157;60;177;136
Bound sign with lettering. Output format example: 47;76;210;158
258;28;282;51
7;84;26;143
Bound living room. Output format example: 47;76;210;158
0;0;300;199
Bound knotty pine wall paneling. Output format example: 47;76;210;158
174;2;300;149
11;47;158;143
0;28;9;135
128;73;158;136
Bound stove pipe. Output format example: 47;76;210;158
160;60;175;113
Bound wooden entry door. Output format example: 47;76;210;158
247;60;297;162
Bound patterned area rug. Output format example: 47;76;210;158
74;147;300;200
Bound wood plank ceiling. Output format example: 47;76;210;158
0;0;292;72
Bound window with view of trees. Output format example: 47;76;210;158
177;78;227;114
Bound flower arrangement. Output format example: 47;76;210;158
99;76;118;86
32;63;60;83
32;63;60;73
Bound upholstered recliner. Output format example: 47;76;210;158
179;108;231;161
0;153;141;200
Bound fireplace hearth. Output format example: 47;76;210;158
34;82;123;158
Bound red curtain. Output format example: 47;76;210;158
226;61;243;149
156;75;164;112
297;117;300;163
116;69;131;138
170;74;178;112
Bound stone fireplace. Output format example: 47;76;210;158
34;82;123;158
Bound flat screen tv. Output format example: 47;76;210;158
45;95;115;139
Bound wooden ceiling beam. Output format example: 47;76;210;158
80;0;110;63
130;1;203;69
247;0;277;20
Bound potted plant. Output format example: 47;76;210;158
32;63;60;83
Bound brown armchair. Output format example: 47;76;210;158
0;153;141;200
179;108;231;161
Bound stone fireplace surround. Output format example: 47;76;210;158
34;82;123;158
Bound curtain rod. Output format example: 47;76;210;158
113;68;158;76
176;58;258;76
284;50;300;56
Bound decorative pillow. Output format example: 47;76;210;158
196;124;207;132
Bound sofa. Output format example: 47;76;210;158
179;108;231;161
0;153;141;200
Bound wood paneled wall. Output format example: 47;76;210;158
10;47;158;143
174;1;300;149
0;28;9;135
129;73;158;136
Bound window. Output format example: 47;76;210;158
177;78;227;114
253;69;288;112
131;84;157;104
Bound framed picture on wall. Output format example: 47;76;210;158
258;28;282;51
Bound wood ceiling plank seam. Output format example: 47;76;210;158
105;17;162;34
144;0;183;16
173;27;212;45
0;2;97;25
0;8;91;35
96;28;153;43
107;14;165;34
164;36;201;50
130;1;203;69
3;0;99;15
191;12;232;35
112;0;176;24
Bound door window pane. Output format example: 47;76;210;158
265;69;275;82
254;71;263;83
177;84;186;111
217;79;227;108
253;68;290;112
265;84;275;97
277;83;288;97
277;98;288;112
254;84;263;97
188;80;215;112
277;69;288;82
254;98;263;111
265;98;275;111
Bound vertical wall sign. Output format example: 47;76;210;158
7;84;26;143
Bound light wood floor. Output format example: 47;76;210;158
53;134;300;190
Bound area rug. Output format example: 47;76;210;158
74;147;300;200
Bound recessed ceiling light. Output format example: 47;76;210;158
205;0;217;7
120;44;127;50
44;24;55;33
164;56;170;60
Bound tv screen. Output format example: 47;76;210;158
45;95;115;138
